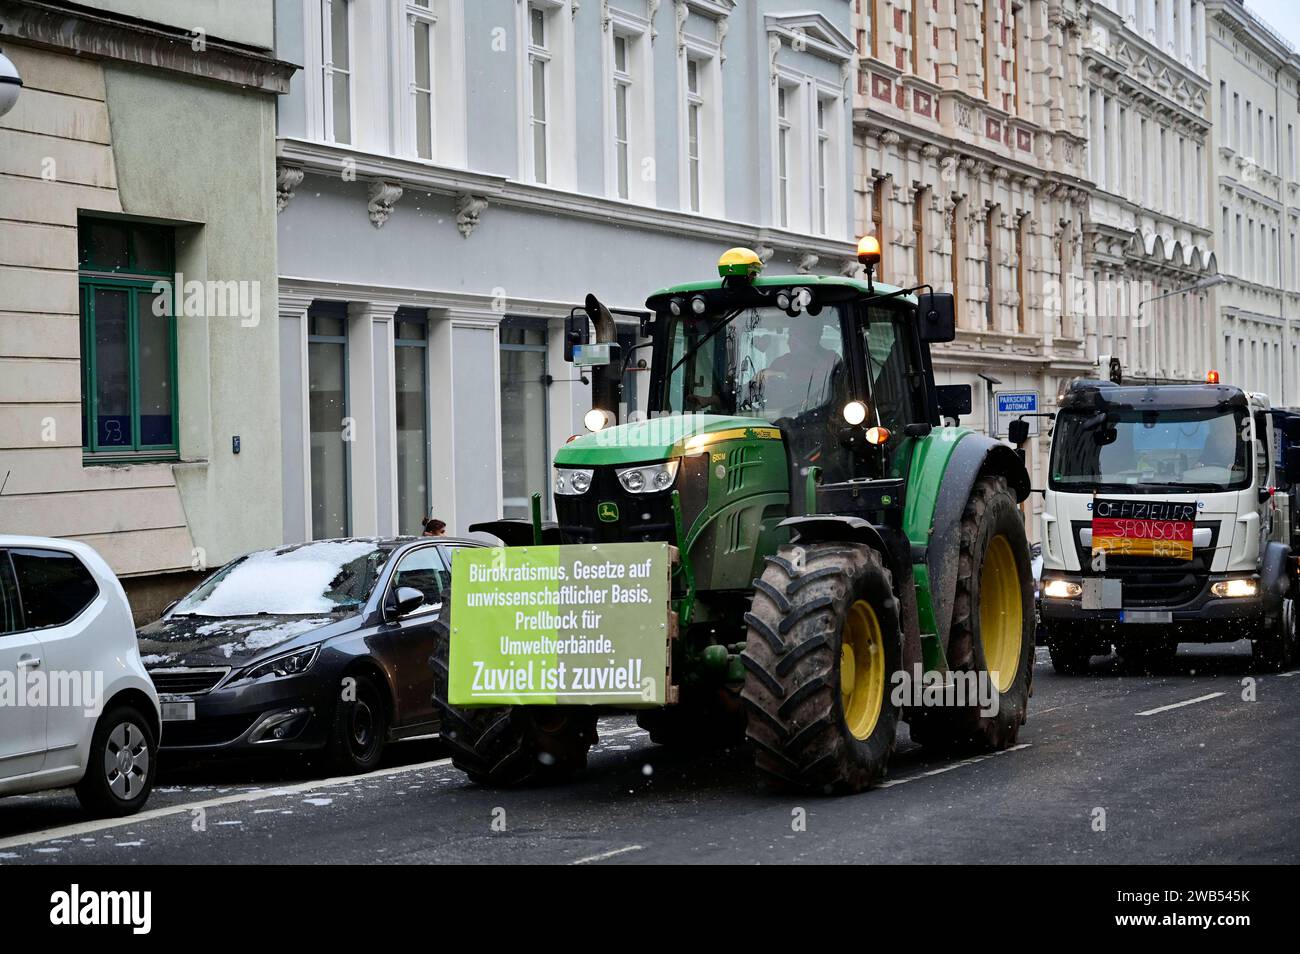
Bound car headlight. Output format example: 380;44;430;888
1042;579;1083;599
228;646;320;686
1211;578;1258;598
616;460;679;494
555;467;594;496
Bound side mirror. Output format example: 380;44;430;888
388;586;425;619
916;292;956;343
564;310;589;362
936;383;972;419
1007;418;1031;446
1286;446;1300;485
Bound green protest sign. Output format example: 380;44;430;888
449;543;671;706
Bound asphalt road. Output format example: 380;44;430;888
1;641;1296;864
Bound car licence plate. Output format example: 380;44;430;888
161;700;195;722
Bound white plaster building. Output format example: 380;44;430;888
273;0;861;541
1205;0;1300;407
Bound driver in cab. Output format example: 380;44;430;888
758;316;842;420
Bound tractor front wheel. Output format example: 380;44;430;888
908;475;1034;753
431;616;597;786
741;542;903;795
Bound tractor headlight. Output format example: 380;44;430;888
1042;579;1083;599
842;400;868;426
616;460;679;494
555;467;594;496
1211;577;1258;598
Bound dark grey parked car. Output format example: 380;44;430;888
136;536;488;773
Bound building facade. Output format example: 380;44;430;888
1081;0;1217;389
0;1;294;620
852;0;1092;523
1205;0;1300;407
273;0;861;540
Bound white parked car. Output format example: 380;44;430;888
0;535;161;816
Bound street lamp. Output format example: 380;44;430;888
0;34;21;118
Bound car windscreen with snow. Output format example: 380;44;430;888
172;540;391;618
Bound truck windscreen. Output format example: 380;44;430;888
1050;406;1251;493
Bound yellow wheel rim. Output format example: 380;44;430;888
841;600;886;741
980;534;1023;694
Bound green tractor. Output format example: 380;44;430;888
432;242;1035;794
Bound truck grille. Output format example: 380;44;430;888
148;667;230;695
1071;521;1216;606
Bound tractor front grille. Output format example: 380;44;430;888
556;455;708;545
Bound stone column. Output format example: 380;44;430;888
346;301;401;537
279;292;314;545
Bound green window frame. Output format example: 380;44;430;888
77;217;179;461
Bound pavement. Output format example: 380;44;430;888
0;642;1296;864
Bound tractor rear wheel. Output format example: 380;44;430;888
908;476;1034;753
741;542;903;795
431;616;597;786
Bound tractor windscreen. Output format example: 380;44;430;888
1050;406;1252;493
662;304;851;423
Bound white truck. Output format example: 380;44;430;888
1038;379;1300;674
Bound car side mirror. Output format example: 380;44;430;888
1007;419;1031;446
936;383;972;420
1286;446;1300;485
388;586;425;619
916;292;956;343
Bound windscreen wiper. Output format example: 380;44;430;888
668;308;743;379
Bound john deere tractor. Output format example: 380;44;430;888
432;241;1034;795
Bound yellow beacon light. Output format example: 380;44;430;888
718;247;763;280
857;234;882;267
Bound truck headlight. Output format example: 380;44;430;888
1042;579;1083;599
616;460;679;494
555;467;594;496
1211;578;1258;598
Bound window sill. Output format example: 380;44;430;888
82;453;180;467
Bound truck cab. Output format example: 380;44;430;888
1039;380;1298;673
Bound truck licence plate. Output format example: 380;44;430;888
1120;610;1173;624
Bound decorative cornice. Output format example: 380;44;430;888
0;0;297;94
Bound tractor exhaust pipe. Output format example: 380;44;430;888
584;293;620;424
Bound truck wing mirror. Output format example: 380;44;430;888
936;383;972;419
916;292;956;343
1007;418;1031;446
1285;446;1300;486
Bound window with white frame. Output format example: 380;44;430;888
777;84;792;228
613;33;632;200
816;97;830;234
772;77;842;236
685;59;703;212
321;0;352;144
527;4;551;182
407;0;436;160
606;19;653;204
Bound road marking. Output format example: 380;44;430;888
0;757;454;851
878;743;1032;789
572;844;643;865
1135;692;1225;717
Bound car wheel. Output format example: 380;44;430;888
326;672;388;774
74;705;157;817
